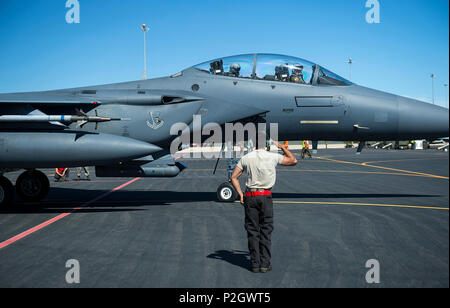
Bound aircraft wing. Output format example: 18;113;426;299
0;99;96;105
0;89;204;108
0;91;99;107
0;89;204;130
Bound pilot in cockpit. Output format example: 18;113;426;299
290;64;306;84
227;62;241;78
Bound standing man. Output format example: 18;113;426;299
301;140;312;159
76;167;91;181
230;138;298;273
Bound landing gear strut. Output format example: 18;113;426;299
215;147;239;203
0;175;14;208
15;170;50;202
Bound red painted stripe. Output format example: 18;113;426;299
0;177;141;250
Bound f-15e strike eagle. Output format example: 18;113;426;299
0;54;448;206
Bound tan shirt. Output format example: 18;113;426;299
237;149;284;189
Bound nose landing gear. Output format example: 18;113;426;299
217;182;238;203
215;155;239;203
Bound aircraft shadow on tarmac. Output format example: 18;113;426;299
207;250;252;272
1;187;442;214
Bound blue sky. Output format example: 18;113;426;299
0;0;448;108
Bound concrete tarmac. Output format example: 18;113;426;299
0;149;448;288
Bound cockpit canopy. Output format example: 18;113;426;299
192;54;352;86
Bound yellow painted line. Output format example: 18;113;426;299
317;152;447;159
37;198;448;211
185;167;443;179
273;201;449;210
235;200;449;211
316;156;448;180
315;156;367;166
277;169;439;178
362;158;448;165
361;162;448;180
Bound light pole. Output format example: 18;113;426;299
431;74;435;105
445;83;449;108
141;24;150;80
348;58;353;82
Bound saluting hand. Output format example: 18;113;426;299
271;139;285;150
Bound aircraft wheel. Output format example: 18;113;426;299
16;170;50;202
217;182;238;203
0;176;14;208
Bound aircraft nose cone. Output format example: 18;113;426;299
398;97;449;139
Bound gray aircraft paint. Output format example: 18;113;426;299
0;131;162;168
0;53;448;170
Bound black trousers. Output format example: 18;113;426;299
301;148;312;159
244;195;274;268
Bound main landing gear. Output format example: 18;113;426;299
0;170;50;208
0;175;14;208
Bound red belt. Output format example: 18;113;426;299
245;191;272;197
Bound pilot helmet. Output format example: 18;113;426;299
230;62;241;74
292;64;304;75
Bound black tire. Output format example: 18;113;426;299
0;175;14;208
217;182;238;203
16;170;50;202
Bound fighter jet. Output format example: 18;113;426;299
0;53;448;206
